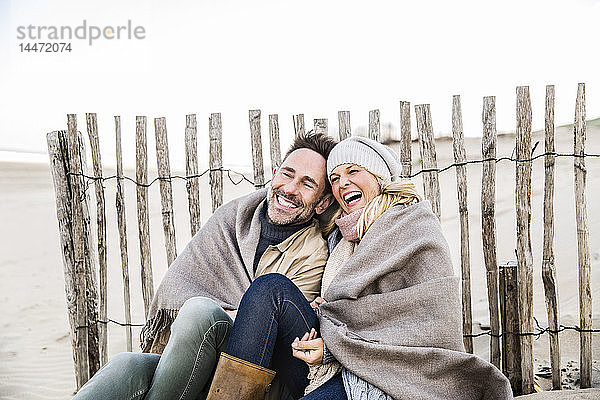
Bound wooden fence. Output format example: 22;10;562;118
47;83;595;395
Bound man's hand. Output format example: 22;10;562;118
291;328;323;366
309;297;326;308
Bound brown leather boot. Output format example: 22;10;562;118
206;352;276;400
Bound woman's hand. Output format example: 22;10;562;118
291;328;323;366
309;297;326;308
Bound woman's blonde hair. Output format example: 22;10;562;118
357;177;421;240
322;173;421;239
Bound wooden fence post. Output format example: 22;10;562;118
516;86;534;394
451;96;473;354
314;118;328;136
76;117;101;378
399;101;412;178
500;262;523;395
414;104;441;219
481;96;501;369
85;113;108;366
67;114;101;382
369;109;380;142
293;114;305;137
135;116;154;316
47;130;88;388
249;110;265;189
338;111;351;141
369;110;382;142
269;114;282;171
115;116;133;352
154;117;178;266
185;114;201;236
573;82;593;388
209;113;223;210
542;85;561;389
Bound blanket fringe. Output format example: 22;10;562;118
140;308;178;352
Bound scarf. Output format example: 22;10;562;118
334;208;363;242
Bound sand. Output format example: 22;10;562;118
0;122;599;399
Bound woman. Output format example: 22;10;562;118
210;136;512;400
291;136;422;399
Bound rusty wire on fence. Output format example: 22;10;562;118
411;151;600;177
69;166;268;201
76;316;600;337
465;317;600;340
66;150;600;199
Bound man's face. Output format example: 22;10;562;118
266;148;330;225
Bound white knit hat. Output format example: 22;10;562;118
327;137;401;185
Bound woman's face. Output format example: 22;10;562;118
330;163;381;214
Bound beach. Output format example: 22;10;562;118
0;123;599;399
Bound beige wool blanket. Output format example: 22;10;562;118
319;201;513;400
140;189;268;352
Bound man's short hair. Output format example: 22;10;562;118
283;131;337;194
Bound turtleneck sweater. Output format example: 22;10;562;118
253;203;312;273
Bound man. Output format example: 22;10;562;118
73;132;336;400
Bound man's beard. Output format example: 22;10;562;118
266;186;317;226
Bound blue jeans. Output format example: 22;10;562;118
226;273;319;400
300;373;347;400
72;297;232;400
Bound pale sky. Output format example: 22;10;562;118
1;0;599;170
